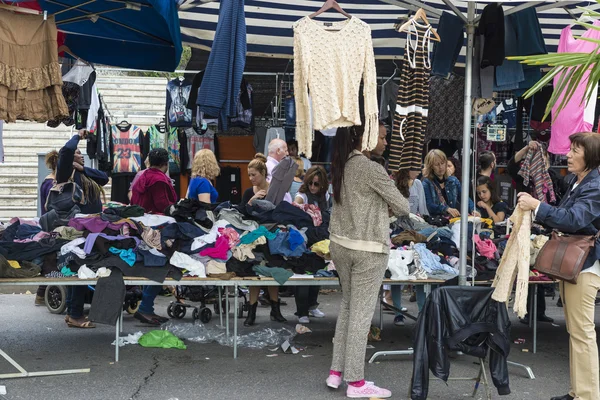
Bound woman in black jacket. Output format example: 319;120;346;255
518;132;600;400
57;130;109;328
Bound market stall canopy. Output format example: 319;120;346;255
179;0;600;75
6;0;183;71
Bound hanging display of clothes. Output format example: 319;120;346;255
166;78;193;128
0;10;68;122
478;3;505;69
230;79;253;128
424;74;464;143
549;20;600;155
111;124;143;174
379;79;399;127
293;16;378;158
263;127;284;155
196;0;246;131
496;98;518;128
185;127;216;169
389;20;432;172
167;128;188;175
145;124;168;152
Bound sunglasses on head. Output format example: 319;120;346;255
309;181;320;187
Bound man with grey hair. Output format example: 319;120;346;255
266;138;288;182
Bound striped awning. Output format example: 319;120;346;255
178;0;600;68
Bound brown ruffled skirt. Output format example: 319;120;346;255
0;9;68;122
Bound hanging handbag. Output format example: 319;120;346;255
45;170;84;212
534;230;600;284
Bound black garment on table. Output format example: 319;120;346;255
110;174;136;204
89;268;125;326
70;254;176;283
285;253;326;274
411;286;511;400
226;258;258;277
271;201;314;229
104;205;145;218
306;225;330;247
244;200;276;223
160;222;207;248
215;166;242;204
0;238;68;262
478;3;505;68
136;248;167;267
164;198;216;229
92;236;139;256
42;251;59;276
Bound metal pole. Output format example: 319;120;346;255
234;283;239;359
459;2;476;286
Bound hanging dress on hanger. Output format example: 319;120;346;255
389;20;432;172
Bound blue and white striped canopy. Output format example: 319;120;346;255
179;0;600;67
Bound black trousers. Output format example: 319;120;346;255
295;286;320;317
525;284;547;317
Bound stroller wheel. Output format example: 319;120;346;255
238;302;246;318
192;307;199;320
126;300;140;315
168;303;186;319
199;307;212;323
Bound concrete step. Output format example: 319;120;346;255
0;174;38;184
0;184;37;196
0;206;37;219
0;195;38;207
0;163;38;175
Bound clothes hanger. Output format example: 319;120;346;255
309;0;351;19
397;8;441;42
0;3;46;19
116;120;131;129
384;60;401;85
57;45;93;67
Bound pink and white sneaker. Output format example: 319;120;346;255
326;374;342;389
346;381;392;398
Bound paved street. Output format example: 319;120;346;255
0;288;588;400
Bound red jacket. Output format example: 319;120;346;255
130;168;177;214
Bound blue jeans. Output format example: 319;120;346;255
431;12;465;77
138;285;162;315
285;95;296;126
391;285;403;317
416;284;439;312
67;286;87;319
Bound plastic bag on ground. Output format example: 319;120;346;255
163;320;293;350
138;330;187;350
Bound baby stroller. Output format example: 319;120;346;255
166;285;249;323
45;285;142;315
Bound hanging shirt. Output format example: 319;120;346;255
550;21;600;155
185;128;215;169
167;127;181;174
166;78;193;128
146;125;167;151
111;124;142;174
496;98;517;128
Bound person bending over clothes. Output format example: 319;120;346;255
421;149;476;218
130;148;177;325
476;176;509;223
57;129;109;329
294;165;331;212
518;132;600;400
326;126;409;398
35;150;59;306
292;165;330;323
187;149;220;203
241;154;287;327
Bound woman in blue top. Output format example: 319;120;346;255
421;149;475;217
187;149;220;203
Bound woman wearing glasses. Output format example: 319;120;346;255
294;165;330;323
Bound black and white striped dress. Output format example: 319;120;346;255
389;21;432;173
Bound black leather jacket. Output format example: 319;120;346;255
411;286;511;400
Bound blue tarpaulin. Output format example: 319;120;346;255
31;0;183;71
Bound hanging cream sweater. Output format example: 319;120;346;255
491;207;531;318
293;16;379;158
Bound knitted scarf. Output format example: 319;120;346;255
518;146;556;203
491;207;531;318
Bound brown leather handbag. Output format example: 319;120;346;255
534;231;600;284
